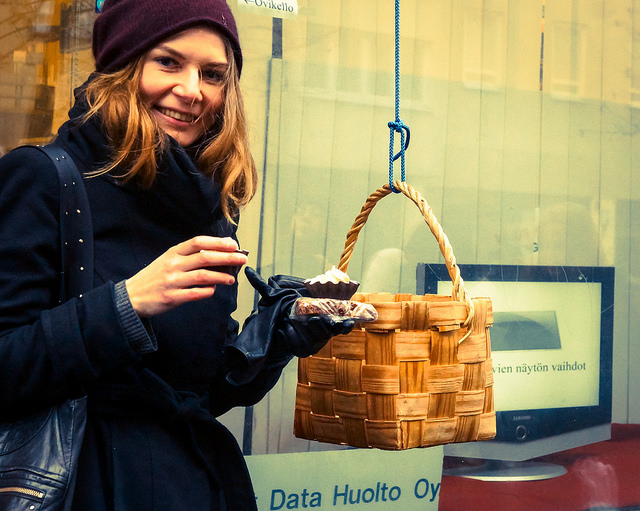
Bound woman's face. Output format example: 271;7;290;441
140;26;228;147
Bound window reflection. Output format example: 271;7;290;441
0;0;94;152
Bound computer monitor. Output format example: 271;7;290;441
417;264;614;481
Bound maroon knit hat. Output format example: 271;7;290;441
93;0;242;76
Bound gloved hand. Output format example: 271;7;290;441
223;267;356;386
280;314;356;358
245;267;356;358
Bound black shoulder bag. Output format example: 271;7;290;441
0;145;93;511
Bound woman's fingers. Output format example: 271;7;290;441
176;236;248;274
174;235;238;257
125;236;248;317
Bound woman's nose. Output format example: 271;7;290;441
173;66;203;102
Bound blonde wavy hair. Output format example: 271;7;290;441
82;34;257;223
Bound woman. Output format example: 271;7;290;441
0;1;353;509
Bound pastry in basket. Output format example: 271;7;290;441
297;267;375;322
293;297;377;323
304;266;359;299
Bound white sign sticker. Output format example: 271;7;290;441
237;0;298;19
245;447;443;510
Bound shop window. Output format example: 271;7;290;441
0;0;94;153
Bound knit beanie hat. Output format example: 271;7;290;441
93;0;242;76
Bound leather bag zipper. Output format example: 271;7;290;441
0;486;45;500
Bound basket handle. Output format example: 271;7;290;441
338;180;474;329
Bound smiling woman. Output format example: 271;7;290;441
0;0;356;510
140;27;229;147
83;14;251;221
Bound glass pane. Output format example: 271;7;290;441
0;0;95;153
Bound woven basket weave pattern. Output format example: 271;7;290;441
294;293;495;450
293;181;496;450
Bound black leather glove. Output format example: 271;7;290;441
244;267;356;358
223;267;356;386
279;311;356;358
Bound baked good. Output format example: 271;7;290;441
293;298;377;322
304;266;359;299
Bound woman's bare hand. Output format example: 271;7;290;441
124;236;248;317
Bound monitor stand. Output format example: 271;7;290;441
443;457;567;482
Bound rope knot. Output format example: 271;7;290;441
387;120;411;160
388;119;410;192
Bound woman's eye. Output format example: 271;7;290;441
202;69;225;83
155;56;178;68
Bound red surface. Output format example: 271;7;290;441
438;424;640;511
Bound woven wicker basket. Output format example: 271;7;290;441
294;181;496;450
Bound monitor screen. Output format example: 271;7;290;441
417;265;614;447
447;280;600;412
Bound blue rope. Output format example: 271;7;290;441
388;0;410;193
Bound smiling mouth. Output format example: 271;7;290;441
157;107;197;123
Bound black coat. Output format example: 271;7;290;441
0;92;288;510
